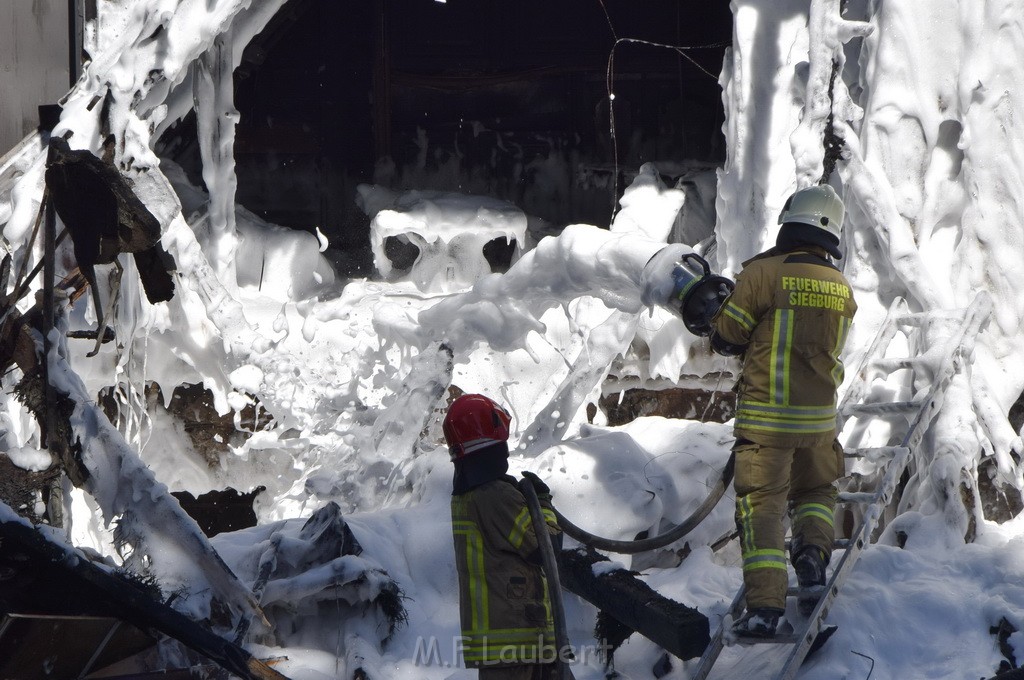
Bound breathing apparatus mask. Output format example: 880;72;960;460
640;244;734;337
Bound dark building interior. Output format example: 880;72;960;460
159;0;733;277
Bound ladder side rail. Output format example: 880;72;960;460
774;447;911;680
696;448;914;680
689;585;749;680
775;292;991;678
692;294;990;680
893;293;991;512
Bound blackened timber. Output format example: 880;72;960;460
12;365;88;487
557;548;710;660
1;272;91;487
44;136;175;305
0;253;10;291
0;518;289;680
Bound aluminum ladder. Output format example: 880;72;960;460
689;291;992;680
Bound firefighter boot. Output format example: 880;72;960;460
731;607;783;638
794;545;827;616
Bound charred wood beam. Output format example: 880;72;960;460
66;327;116;343
12;366;88;487
557;547;710;661
1;270;93;487
0;517;288;680
819;58;845;185
44;136;176;308
0;455;61;525
3;270;269;627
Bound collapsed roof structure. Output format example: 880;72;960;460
4;0;1024;677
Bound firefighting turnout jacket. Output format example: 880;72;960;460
711;245;857;447
451;476;559;668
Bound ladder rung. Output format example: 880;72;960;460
894;312;933;326
871;357;928;373
783;538;851;551
896;309;964;327
732;632;801;646
837;491;877;504
842;400;923;416
844;446;903;459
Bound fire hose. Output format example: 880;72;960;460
519;477;572;680
549;453;734;554
516;454;734;678
508;245;738;675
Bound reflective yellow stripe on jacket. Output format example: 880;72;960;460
452;516;488;632
721;299;756;332
509;506;559;549
831;316;852;386
711;247;857;445
451;486;556;666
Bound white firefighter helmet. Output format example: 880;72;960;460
777;185;845;258
778;184;844;238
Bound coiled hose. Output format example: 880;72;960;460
551;452;735;554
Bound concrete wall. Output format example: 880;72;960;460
0;1;71;154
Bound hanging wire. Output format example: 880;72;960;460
596;0;729;222
594;0;618;40
593;2;736;505
698;367;730;423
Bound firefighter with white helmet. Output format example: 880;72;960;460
445;394;566;679
709;184;857;637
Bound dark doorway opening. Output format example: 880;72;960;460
161;0;733;278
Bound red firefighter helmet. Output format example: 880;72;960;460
443;394;512;460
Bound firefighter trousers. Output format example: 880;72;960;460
733;438;845;610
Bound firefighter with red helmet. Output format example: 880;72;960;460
445;394;564;680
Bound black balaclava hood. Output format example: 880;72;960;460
776;222;842;259
452;442;510;495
